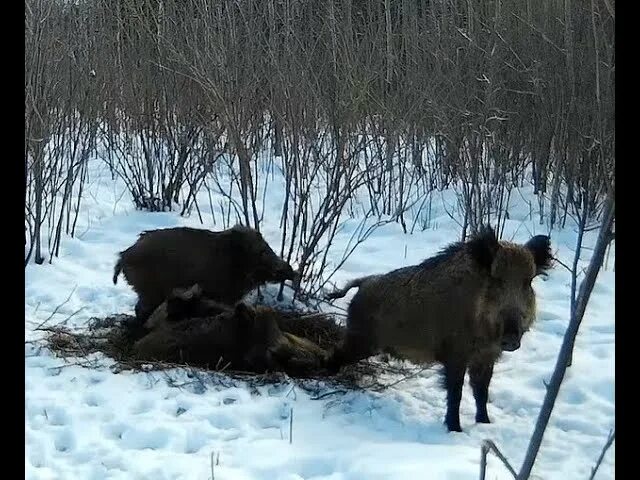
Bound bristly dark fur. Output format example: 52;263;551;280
525;234;554;275
419;242;465;270
420;225;498;273
327;222;551;432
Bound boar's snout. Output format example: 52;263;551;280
501;312;523;352
501;336;521;352
273;261;296;282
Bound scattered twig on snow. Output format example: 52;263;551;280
289;407;293;444
34;286;78;330
311;389;348;401
479;440;518;480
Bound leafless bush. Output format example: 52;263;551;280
25;0;99;265
26;2;616;477
25;0;615;307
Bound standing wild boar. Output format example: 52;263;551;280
324;226;553;432
113;225;296;321
133;301;327;375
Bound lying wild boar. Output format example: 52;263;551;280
324;226;553;432
113;225;296;321
141;284;336;373
133;301;327;375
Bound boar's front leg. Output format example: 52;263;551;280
469;358;494;424
442;357;467;432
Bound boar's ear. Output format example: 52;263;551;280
187;283;203;298
170;284;201;301
467;225;500;272
168;286;187;299
525;235;553;276
166;285;200;320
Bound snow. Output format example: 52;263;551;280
26;159;614;480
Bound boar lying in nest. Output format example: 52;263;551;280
45;285;350;379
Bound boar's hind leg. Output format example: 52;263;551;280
442;358;467;432
469;360;494;424
325;300;377;373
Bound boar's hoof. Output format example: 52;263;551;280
445;417;463;433
322;350;342;374
475;413;491;424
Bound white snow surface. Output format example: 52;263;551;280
26;160;615;480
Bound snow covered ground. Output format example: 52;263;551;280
25;159;615;480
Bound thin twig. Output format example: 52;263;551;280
34;286;78;330
588;429;615;480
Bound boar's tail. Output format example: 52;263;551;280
324;275;375;301
112;257;123;285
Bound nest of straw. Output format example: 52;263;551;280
41;307;423;396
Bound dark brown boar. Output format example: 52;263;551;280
141;284;336;374
144;282;342;349
133;301;327;375
324;226;553;432
113;225;296;321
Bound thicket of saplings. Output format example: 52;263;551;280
25;0;614;302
